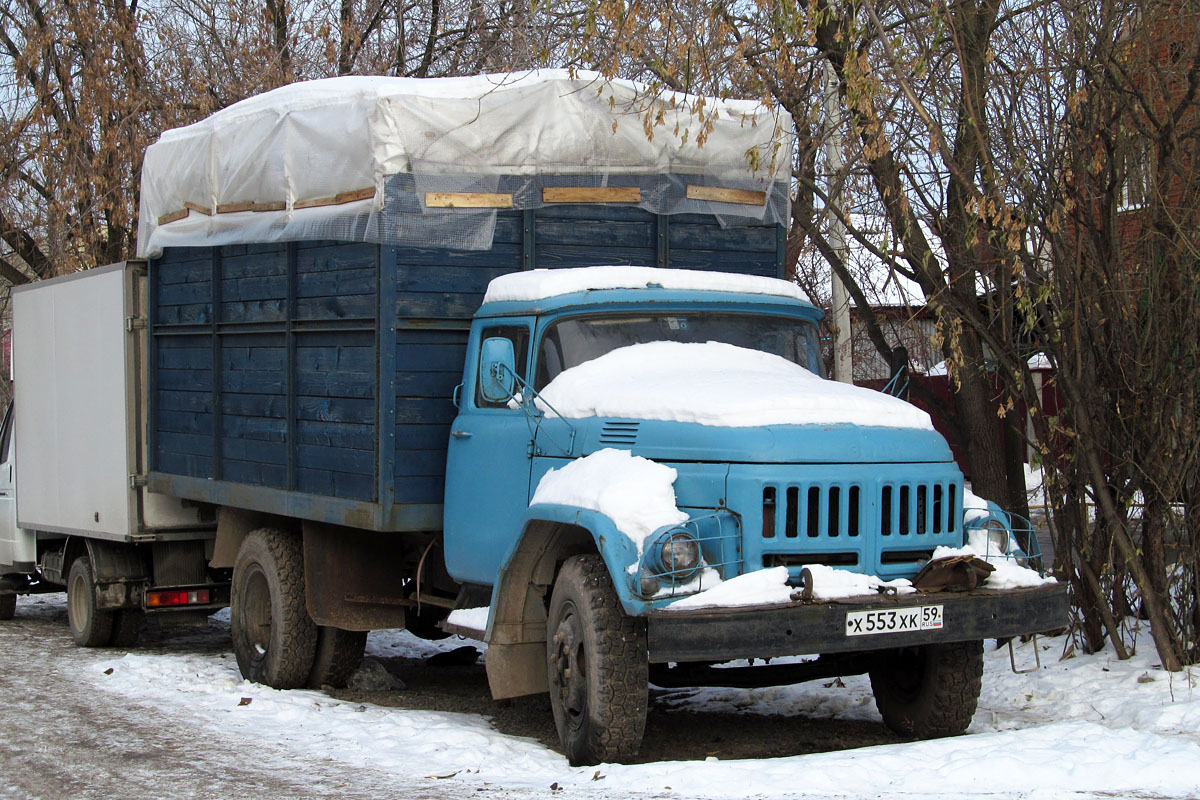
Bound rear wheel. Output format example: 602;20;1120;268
67;558;114;647
869;640;983;737
231;528;317;689
0;591;14;620
307;626;367;688
546;555;648;766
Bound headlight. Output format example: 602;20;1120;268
645;529;701;580
983;519;1010;555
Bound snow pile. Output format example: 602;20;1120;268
800;563;916;600
529;448;687;555
664;564;919;610
537;341;935;430
665;567;795;610
962;488;992;523
73;599;1200;800
445;606;489;631
482;266;809;304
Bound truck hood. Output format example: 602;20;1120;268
531;341;953;464
537;417;955;464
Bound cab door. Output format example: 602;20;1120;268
0;403;35;571
442;320;536;585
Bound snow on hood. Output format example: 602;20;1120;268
482;265;809;304
529;448;688;555
536;341;934;430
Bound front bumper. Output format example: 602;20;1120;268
646;583;1068;663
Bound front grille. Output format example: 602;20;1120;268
761;483;862;539
880;482;956;536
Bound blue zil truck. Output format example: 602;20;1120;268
0;74;1066;765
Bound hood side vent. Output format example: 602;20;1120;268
598;421;640;447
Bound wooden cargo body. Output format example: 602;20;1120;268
147;204;784;532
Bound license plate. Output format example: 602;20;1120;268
845;605;943;637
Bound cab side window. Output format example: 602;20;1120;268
475;325;530;408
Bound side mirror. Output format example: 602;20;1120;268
479;337;517;404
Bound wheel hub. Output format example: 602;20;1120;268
550;610;587;721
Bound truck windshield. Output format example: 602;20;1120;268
535;313;821;389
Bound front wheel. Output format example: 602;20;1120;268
230;528;317;689
546;555;648;766
869;640;983;737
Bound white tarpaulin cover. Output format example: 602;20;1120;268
137;70;795;257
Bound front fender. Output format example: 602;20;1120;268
490;503;647;618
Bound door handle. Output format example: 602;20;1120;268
451;430;472;440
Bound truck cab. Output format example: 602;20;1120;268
441;266;1066;765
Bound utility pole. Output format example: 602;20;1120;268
823;60;853;384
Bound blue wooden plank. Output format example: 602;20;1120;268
393;242;522;268
396;398;456;425
668;250;778;276
220;332;287;348
296;420;375;450
156;451;213;478
296;468;375;501
157;304;213;324
536;205;656;223
535;218;654;248
395;265;515;294
157;346;212;369
223;458;287;488
393;449;447;477
297;396;375;424
223;436;288;465
223;346;287;372
293;344;375;371
395;342;468;372
221;250;287;279
535;244;656;268
396;329;469;346
394;371;459;398
296;242;378;273
156;390;213;413
296;371;376;399
395;293;482;319
157;282;213;305
296;294;375;320
157;430;213;457
158;368;213;391
221;369;286;394
394;476;445;504
222;392;287;418
222;414;287;441
296;268;376;298
297;443;374;475
395;425;451;450
668;223;777;252
221;275;287;301
220;299;287;322
156;410;213;436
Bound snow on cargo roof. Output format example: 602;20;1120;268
482;266;811;304
137;71;794;258
536;341;935;430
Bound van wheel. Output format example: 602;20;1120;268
546;555;648;766
67;558;114;647
109;609;143;648
307;626;367;688
870;640;983;737
0;592;14;620
231;528;317;689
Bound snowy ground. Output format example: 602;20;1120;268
4;594;1199;799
